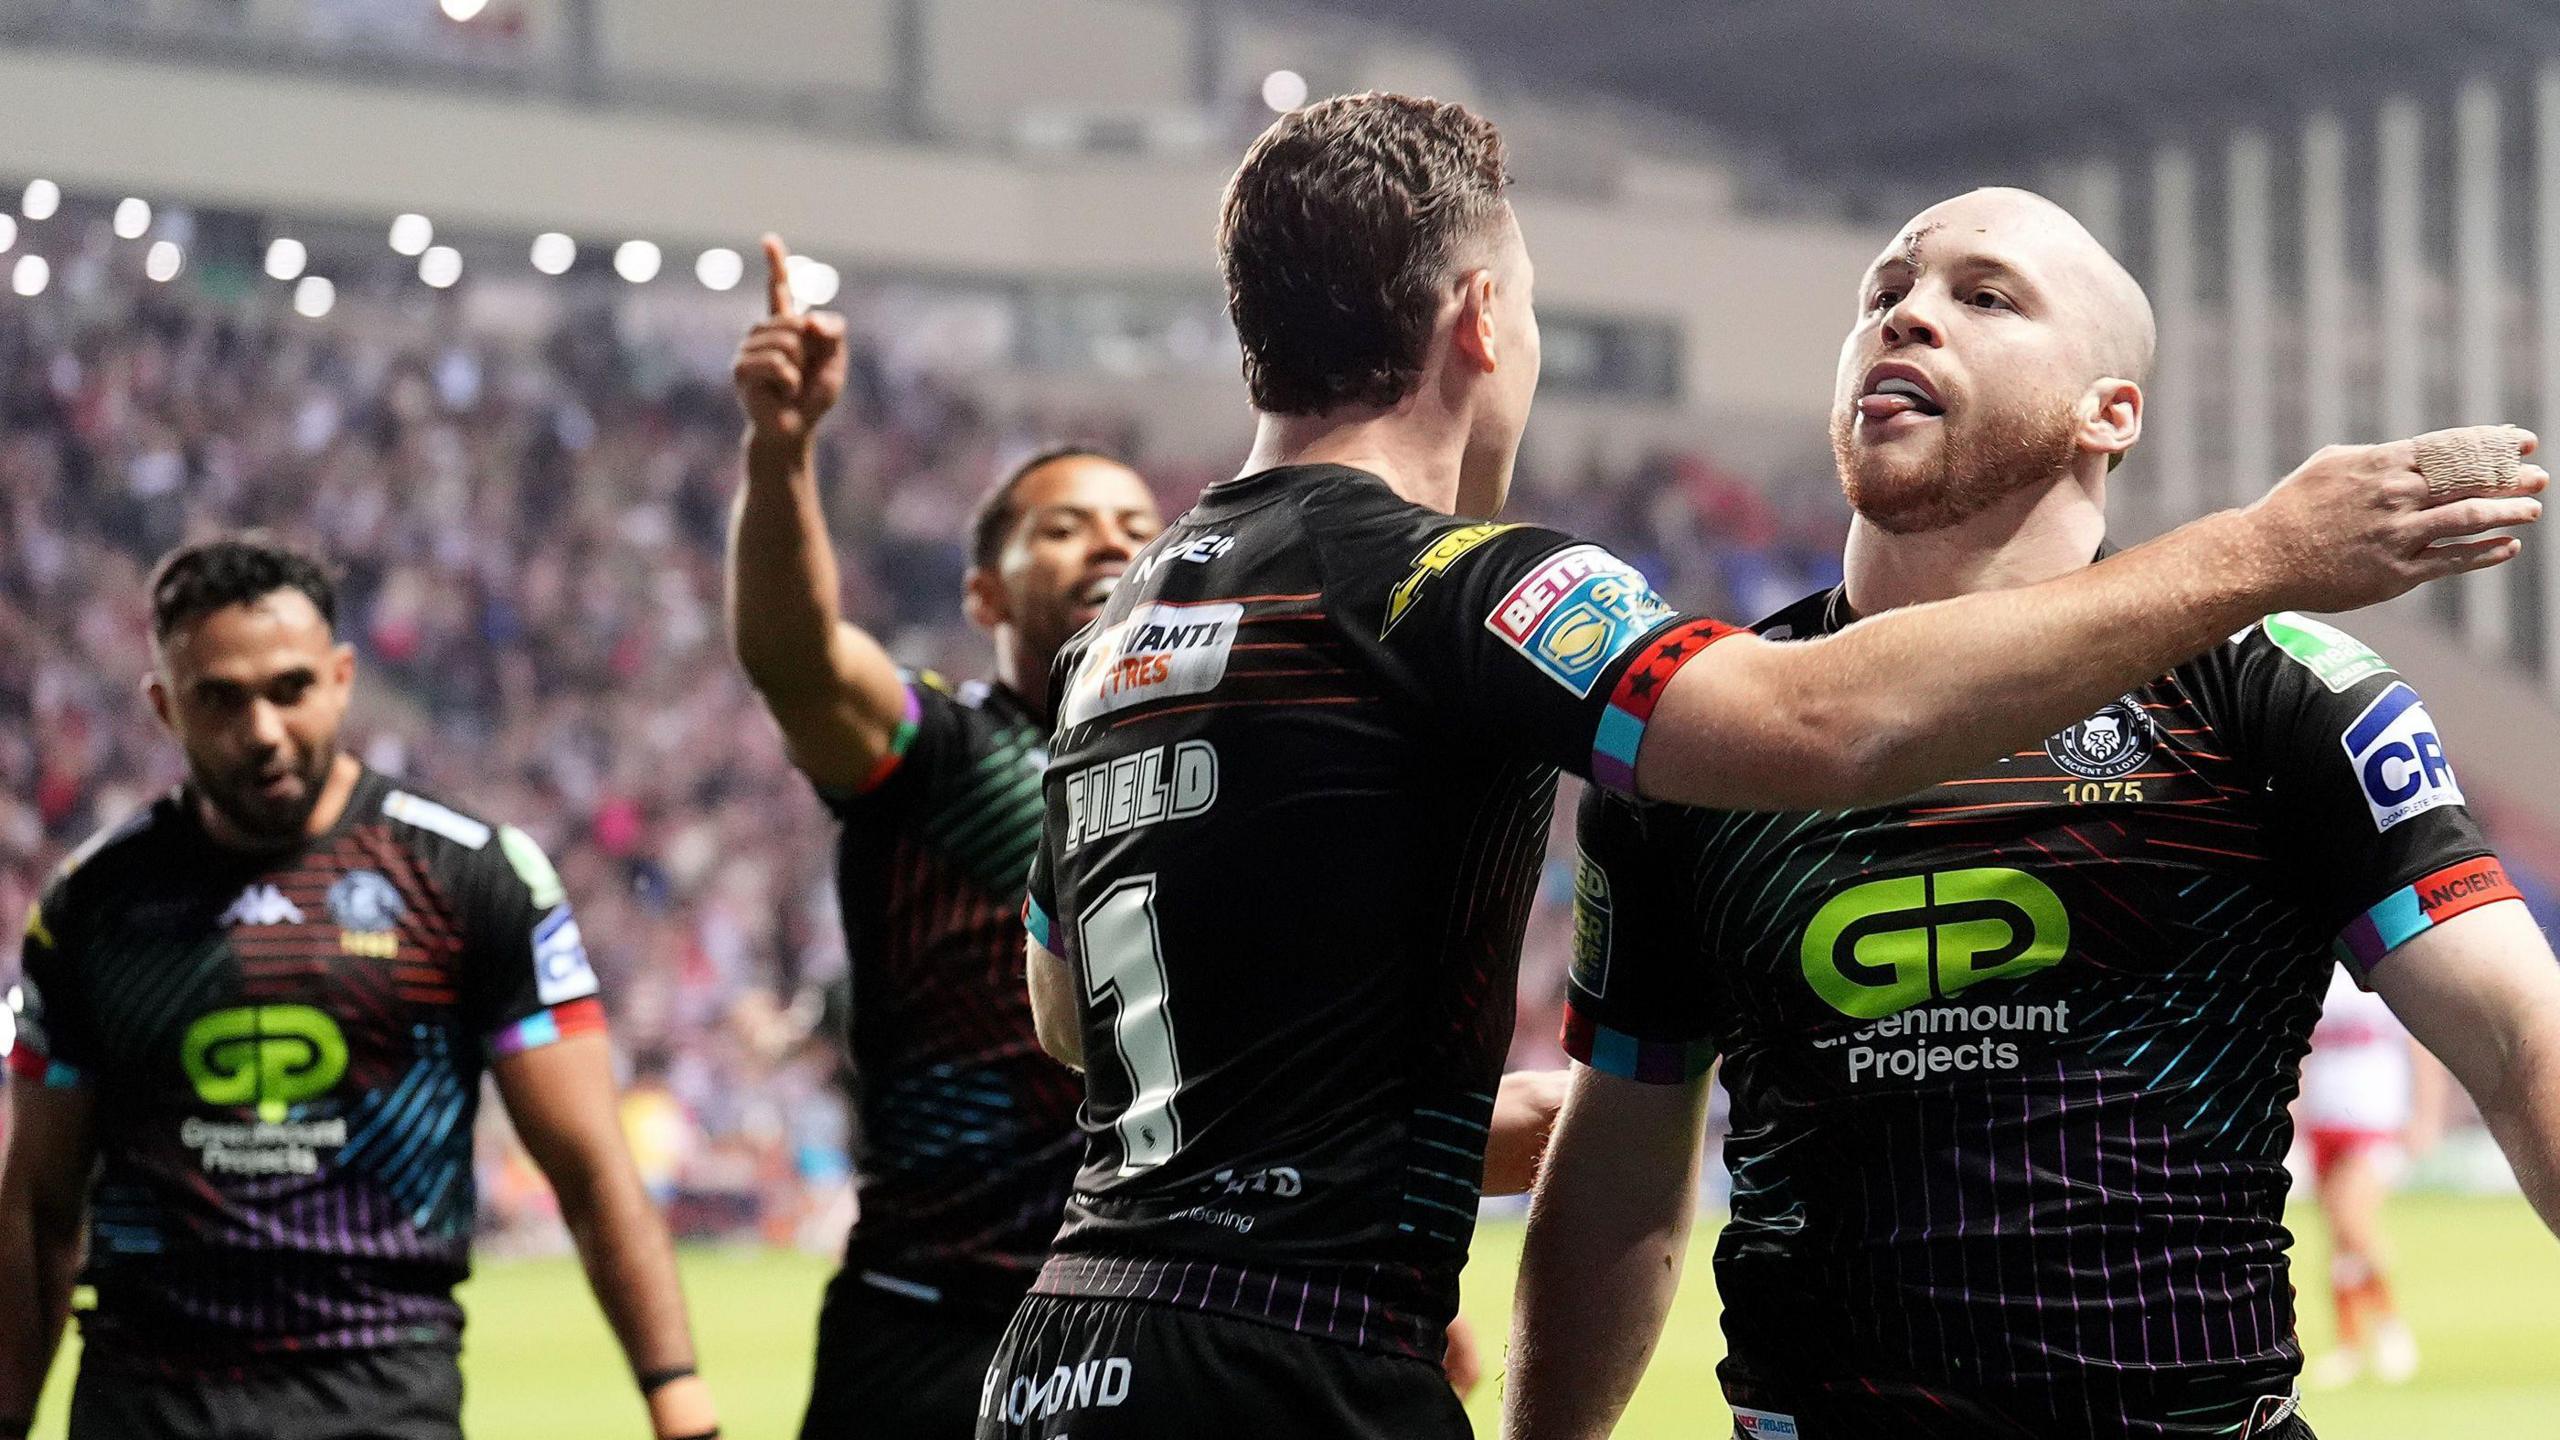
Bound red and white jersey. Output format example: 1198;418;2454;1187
2299;967;2413;1133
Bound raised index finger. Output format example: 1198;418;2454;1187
762;233;795;317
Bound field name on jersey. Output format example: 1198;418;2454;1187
984;1356;1134;1425
2341;682;2463;832
1061;741;1220;853
1060;601;1244;726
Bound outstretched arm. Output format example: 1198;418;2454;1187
0;1083;92;1437
1639;436;2546;811
1505;1068;1713;1440
2372;899;2560;1236
495;1036;719;1440
728;233;910;791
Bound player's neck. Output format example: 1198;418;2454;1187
195;752;363;853
1842;470;2108;616
995;638;1048;723
1241;410;1466;515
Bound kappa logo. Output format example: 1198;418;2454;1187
1059;601;1244;726
219;884;306;928
2341;682;2463;832
1486;545;1676;698
1383;523;1517;635
2045;697;2156;780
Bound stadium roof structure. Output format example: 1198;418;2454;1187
1286;0;2543;196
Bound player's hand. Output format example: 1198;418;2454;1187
2241;425;2546;613
1442;1313;1486;1401
1482;1067;1569;1197
646;1373;719;1440
732;234;848;447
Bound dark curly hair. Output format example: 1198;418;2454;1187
149;535;338;643
966;446;1125;569
1219;92;1513;416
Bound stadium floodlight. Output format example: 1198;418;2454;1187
12;254;48;297
783;254;839;306
264;237;308;281
614;240;662;283
389;213;434;256
20;179;59;221
695;247;745;292
1262;69;1309;112
113;198;151;240
531;231;577;275
440;0;490;19
145;240;183;283
0;215;15;255
293;274;336;318
419;245;463;289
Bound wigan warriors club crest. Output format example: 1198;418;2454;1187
2044;697;2156;780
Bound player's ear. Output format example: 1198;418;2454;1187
962;565;1009;631
2076;377;2142;464
331;641;357;691
1451;268;1500;375
144;670;174;733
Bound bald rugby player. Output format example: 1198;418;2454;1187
1509;188;2560;1440
985;93;2540;1440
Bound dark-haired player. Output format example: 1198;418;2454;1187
732;239;1539;1436
981;96;2538;1439
0;538;717;1440
1509;188;2560;1440
728;238;1158;1439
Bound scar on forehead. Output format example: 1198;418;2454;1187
1897;221;1945;265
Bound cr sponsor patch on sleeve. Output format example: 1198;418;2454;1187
1485;544;1677;698
532;905;600;1006
2339;682;2463;832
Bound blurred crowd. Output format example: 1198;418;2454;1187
0;266;1846;1242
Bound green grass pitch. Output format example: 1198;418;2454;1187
33;1195;2560;1436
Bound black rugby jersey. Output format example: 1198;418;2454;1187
5;767;604;1368
819;671;1082;1313
1022;463;1739;1357
1570;586;2516;1438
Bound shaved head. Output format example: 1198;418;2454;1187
1891;187;2155;386
1832;187;2155;533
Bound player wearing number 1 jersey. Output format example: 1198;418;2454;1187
981;102;2544;1440
1507;189;2560;1440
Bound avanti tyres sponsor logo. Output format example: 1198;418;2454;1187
1060;601;1244;726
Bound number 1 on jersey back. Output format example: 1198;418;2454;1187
1079;876;1185;1175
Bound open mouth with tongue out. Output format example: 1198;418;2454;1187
1855;363;1947;425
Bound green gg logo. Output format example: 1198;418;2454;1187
182;1005;348;1122
1800;868;2069;1020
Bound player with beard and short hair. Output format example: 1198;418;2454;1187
1507;188;2560;1440
979;96;2539;1439
0;537;718;1440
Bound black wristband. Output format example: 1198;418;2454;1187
637;1364;697;1396
664;1429;720;1440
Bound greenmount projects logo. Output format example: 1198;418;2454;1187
182;1004;348;1121
1801;868;2079;1085
1800;867;2068;1020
